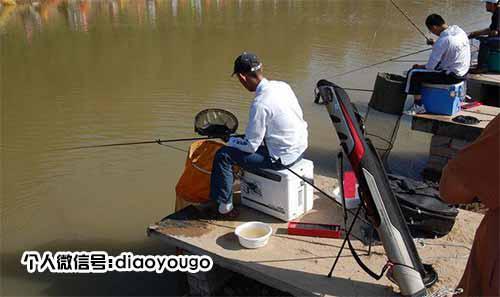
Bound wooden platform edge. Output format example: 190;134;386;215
147;228;318;297
467;74;500;86
411;116;482;141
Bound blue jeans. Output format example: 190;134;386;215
210;146;286;205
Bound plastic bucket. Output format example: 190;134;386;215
369;73;407;115
235;222;272;249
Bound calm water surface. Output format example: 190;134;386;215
1;0;488;295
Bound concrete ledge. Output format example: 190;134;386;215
148;177;484;297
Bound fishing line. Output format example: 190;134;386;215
66;127;344;209
57;134;244;151
389;0;432;43
332;47;432;78
280;161;372;226
390;0;482;51
343;88;374;93
332;10;486;80
157;143;188;153
392;60;428;63
333;44;479;79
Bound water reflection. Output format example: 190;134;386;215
171;0;177;17
20;5;42;43
145;0;155;27
0;0;491;40
108;0;119;26
58;0;89;32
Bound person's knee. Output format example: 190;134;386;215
406;69;417;81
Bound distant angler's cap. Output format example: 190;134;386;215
481;0;499;4
232;52;262;76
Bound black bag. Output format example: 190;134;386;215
388;174;459;238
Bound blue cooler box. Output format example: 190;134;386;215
421;82;465;115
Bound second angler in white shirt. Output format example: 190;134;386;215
209;52;308;216
405;14;471;114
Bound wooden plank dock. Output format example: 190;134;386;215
467;73;500;107
410;105;499;141
147;176;483;297
467;73;500;87
410;104;499;181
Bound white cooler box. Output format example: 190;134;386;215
240;159;314;221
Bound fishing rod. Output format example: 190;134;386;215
332;47;432;78
389;0;432;44
59;109;244;151
58;134;244;151
392;47;480;64
332;17;484;79
343;87;374;93
391;60;427;63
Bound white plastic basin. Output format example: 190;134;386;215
234;222;272;249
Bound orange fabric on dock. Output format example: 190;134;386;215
175;140;224;206
440;115;500;297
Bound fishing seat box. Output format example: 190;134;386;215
240;159;314;221
421;81;466;116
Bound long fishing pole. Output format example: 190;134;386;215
334;45;481;79
343;87;374;93
391;60;427;63
58;134;244;151
332;47;432;78
389;0;432;44
332;18;485;79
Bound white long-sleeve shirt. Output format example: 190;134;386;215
426;25;471;77
228;78;308;165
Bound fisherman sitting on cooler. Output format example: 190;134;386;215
406;14;471;114
210;52;308;217
468;0;499;73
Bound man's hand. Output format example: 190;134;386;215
426;38;435;46
469;28;493;39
